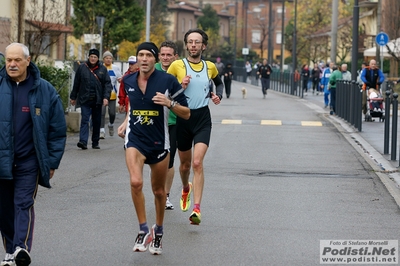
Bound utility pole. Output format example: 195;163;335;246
292;0;297;71
234;0;238;67
146;0;151;41
376;0;381;63
243;0;248;62
280;0;285;72
351;0;359;80
330;0;339;63
96;16;105;57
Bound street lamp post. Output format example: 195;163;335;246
234;0;238;67
96;16;105;57
292;0;297;72
146;0;151;41
244;0;248;54
280;0;285;72
268;0;273;63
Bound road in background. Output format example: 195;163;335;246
3;81;400;265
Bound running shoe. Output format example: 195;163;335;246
165;196;174;210
133;231;152;252
180;182;192;212
13;247;30;266
1;253;15;266
189;208;201;225
149;225;163;255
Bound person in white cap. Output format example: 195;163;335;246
118;55;139;113
100;51;122;138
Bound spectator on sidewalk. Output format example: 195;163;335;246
301;64;310;96
320;62;334;108
311;64;321;95
70;48;112;150
254;60;262;85
100;51;122;138
245;61;252;82
215;57;225;79
118;56;139;114
328;64;341;115
223;62;234;98
341;64;351;81
360;59;385;116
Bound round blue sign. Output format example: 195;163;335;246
376;32;389;46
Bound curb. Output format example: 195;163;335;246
303;99;400;208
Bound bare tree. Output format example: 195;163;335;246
336;23;352;63
256;19;269;59
0;0;69;61
24;1;70;61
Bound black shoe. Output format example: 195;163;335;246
92;145;100;149
14;247;31;266
77;142;87;150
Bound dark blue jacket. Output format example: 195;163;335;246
0;62;67;188
360;67;385;89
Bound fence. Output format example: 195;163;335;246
336;80;363;131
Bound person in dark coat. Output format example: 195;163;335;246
70;48;112;150
0;42;67;266
311;64;321;95
223;62;234;98
301;64;310;95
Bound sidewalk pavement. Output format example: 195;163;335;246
234;79;400;207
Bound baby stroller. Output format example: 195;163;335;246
365;91;385;122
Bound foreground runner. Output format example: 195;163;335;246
118;42;189;255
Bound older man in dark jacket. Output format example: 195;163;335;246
0;42;66;266
70;48;112;149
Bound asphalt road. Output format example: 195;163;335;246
3;80;400;266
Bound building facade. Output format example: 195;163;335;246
0;0;72;60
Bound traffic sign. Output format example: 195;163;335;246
242;48;249;55
376;32;389;46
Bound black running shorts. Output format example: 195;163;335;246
176;106;212;151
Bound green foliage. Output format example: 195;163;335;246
197;4;220;32
37;63;71;111
285;0;353;63
70;0;145;50
284;56;292;64
219;43;235;62
236;49;259;64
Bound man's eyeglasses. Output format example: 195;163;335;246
187;40;202;45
